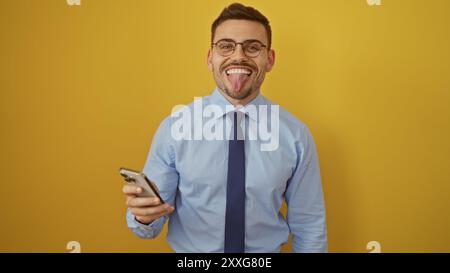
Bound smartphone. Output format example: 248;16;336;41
119;167;165;203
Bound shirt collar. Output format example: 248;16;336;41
209;87;266;121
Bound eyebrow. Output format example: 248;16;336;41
213;38;265;44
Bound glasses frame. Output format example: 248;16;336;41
211;39;268;58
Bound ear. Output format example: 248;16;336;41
265;49;275;72
207;48;213;72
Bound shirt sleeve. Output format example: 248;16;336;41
126;117;179;239
285;124;328;253
126;208;168;239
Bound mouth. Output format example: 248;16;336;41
225;67;253;76
223;67;253;92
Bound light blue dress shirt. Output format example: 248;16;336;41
126;88;327;253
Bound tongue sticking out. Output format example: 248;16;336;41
228;73;249;92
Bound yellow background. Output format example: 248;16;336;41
1;0;449;252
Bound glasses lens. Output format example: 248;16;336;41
244;42;263;57
216;41;235;56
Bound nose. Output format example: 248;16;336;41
232;43;247;59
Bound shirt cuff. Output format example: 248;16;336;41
126;208;166;236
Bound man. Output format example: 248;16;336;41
123;3;327;253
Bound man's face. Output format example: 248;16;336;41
207;19;275;101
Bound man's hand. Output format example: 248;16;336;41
123;184;174;225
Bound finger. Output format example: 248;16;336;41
131;203;171;216
125;194;137;204
153;207;175;218
130;204;173;217
136;206;174;222
128;197;161;207
122;184;142;195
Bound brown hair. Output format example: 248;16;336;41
211;3;272;49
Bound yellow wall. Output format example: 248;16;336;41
1;0;449;252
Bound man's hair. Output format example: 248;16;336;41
211;3;272;49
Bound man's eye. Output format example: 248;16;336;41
246;45;260;52
220;44;234;50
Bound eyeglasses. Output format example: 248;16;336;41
212;39;267;58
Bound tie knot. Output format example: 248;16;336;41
228;111;245;141
234;110;246;123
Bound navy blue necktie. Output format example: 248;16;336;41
224;111;246;253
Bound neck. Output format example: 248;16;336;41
217;88;260;107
